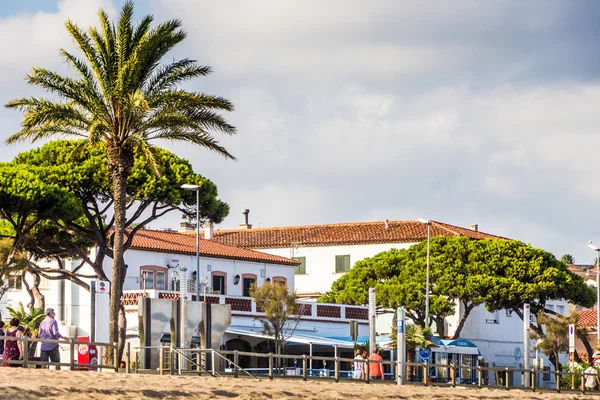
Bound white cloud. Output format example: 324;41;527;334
2;0;600;265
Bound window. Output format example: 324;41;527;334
505;309;513;317
139;265;168;290
142;270;154;289
242;274;257;297
211;271;227;295
556;305;565;315
272;276;287;286
335;255;351;273
293;257;306;275
8;275;22;291
485;310;499;324
156;272;166;290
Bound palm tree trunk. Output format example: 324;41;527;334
107;144;134;363
406;346;415;382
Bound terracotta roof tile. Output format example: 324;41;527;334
130;229;298;266
578;309;597;328
198;220;508;249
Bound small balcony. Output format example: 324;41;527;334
121;289;369;323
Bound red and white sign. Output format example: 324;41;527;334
77;336;97;371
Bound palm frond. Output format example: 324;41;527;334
144;60;211;95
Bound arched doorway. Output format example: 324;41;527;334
225;338;252;368
255;340;276;368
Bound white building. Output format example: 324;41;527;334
199;214;571;386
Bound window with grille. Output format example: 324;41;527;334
8;275;22;291
293;257;306;275
335;255;351;273
142;270;154;290
156;272;166;290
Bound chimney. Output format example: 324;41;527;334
240;209;252;229
470;224;479;232
204;219;214;240
178;214;195;233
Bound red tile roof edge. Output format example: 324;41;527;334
578;309;598;328
129;229;299;266
190;219;509;249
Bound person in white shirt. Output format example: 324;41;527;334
353;349;364;379
584;365;599;390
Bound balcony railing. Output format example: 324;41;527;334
121;290;368;322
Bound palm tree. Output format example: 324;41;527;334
389;323;435;381
5;2;236;359
7;302;45;358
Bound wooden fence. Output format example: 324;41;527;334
0;336;122;371
147;346;600;394
3;338;598;395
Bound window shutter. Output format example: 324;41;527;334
293;257;306;274
336;255;351;273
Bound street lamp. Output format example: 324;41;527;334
588;241;600;341
181;184;201;301
417;218;432;327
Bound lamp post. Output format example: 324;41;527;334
417;218;432;327
182;184;201;301
588;241;600;341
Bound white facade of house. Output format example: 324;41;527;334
262;242;413;294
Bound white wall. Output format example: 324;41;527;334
258;242;414;294
114;249;296;296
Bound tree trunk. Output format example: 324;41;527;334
406;346;416;382
577;331;594;362
31;272;45;310
452;303;475;339
433;316;446;338
107;144;134;363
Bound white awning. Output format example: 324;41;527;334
226;328;356;348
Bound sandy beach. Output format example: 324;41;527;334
0;369;589;399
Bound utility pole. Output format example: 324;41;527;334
523;303;530;388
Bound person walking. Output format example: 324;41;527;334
584;364;599;391
353;348;364;379
368;348;384;380
39;308;69;370
2;318;23;367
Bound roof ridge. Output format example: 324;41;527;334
209;220;420;233
431;220;462;236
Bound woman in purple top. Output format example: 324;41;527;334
2;318;23;367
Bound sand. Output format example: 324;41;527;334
0;369;588;399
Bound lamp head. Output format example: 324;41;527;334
181;184;201;191
417;218;431;225
589;243;600;251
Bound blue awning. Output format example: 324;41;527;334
433;338;480;356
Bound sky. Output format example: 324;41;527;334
1;1;600;264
